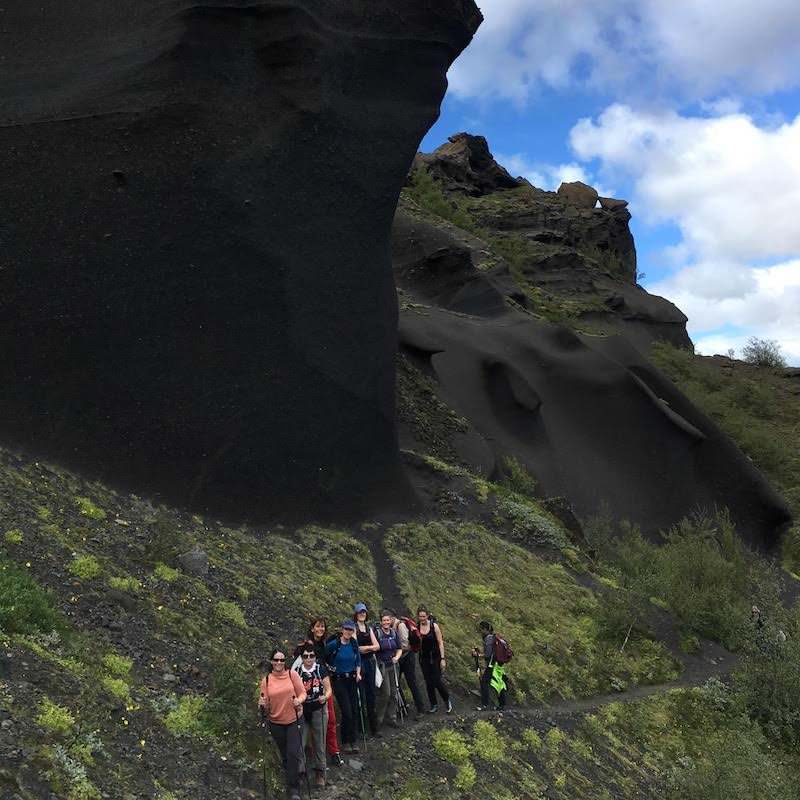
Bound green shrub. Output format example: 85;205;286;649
101;676;130;701
666;725;795;800
734;629;800;745
472;720;506;763
432;729;471;766
163;694;209;738
102;652;133;677
68;555;101;581
500;456;538;498
203;657;251;740
153;562;180;582
406;169;481;234
4;529;23;544
107;575;140;592
522;728;543;751
493;495;569;549
37;697;75;735
75;497;106;520
454;763;477;791
0;555;62;634
214;600;246;628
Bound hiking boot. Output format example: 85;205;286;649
330;753;345;767
428;704;438;713
314;772;326;788
446;699;453;714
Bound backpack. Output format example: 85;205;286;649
326;637;359;672
399;617;421;653
374;625;400;658
493;634;513;665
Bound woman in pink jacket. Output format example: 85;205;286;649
259;648;307;800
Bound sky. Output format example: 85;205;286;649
421;0;800;366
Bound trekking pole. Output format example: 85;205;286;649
293;699;312;800
393;662;407;724
355;679;368;753
259;710;269;800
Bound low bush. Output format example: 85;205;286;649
37;697;75;735
0;554;62;635
68;555;101;581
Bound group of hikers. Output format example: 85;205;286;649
257;603;512;800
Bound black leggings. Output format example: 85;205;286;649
332;675;359;745
269;720;303;794
419;657;450;707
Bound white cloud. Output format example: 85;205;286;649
452;1;800;103
652;261;800;365
570;104;800;364
570;106;800;263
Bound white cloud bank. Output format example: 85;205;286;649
569;106;800;364
455;0;800;103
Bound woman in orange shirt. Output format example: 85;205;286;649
259;648;308;800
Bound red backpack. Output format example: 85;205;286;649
493;634;513;665
399;616;421;653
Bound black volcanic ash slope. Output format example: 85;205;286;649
0;1;481;523
393;135;791;549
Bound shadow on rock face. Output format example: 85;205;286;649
0;1;482;523
399;308;791;549
392;207;790;549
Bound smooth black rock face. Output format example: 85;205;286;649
0;1;482;522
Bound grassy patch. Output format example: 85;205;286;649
4;528;23;544
587;509;784;650
152;562;180;582
213;600;246;629
0;554;63;634
107;575;141;593
36;697;75;735
386;520;678;701
102;652;133;677
75;496;107;520
68;554;101;581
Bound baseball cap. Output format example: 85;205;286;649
353;602;368;613
341;619;357;630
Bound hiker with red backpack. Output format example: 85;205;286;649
394;611;426;715
476;621;512;710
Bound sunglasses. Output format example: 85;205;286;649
302;653;315;659
271;657;285;663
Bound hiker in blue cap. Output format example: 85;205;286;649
353;601;380;736
324;619;362;753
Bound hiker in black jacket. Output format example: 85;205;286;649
477;620;507;710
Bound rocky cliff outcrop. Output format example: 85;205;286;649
395;137;790;548
0;1;482;522
407;134;692;351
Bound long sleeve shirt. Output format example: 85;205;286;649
258;669;306;724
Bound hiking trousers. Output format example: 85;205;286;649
419;657;450;707
376;660;400;726
269;719;304;795
398;650;426;712
357;656;379;734
331;674;359;745
301;705;328;773
480;665;507;708
325;694;340;755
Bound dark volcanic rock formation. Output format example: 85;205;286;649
396;281;791;552
414;133;523;196
408;139;693;351
395;140;790;548
0;1;482;522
